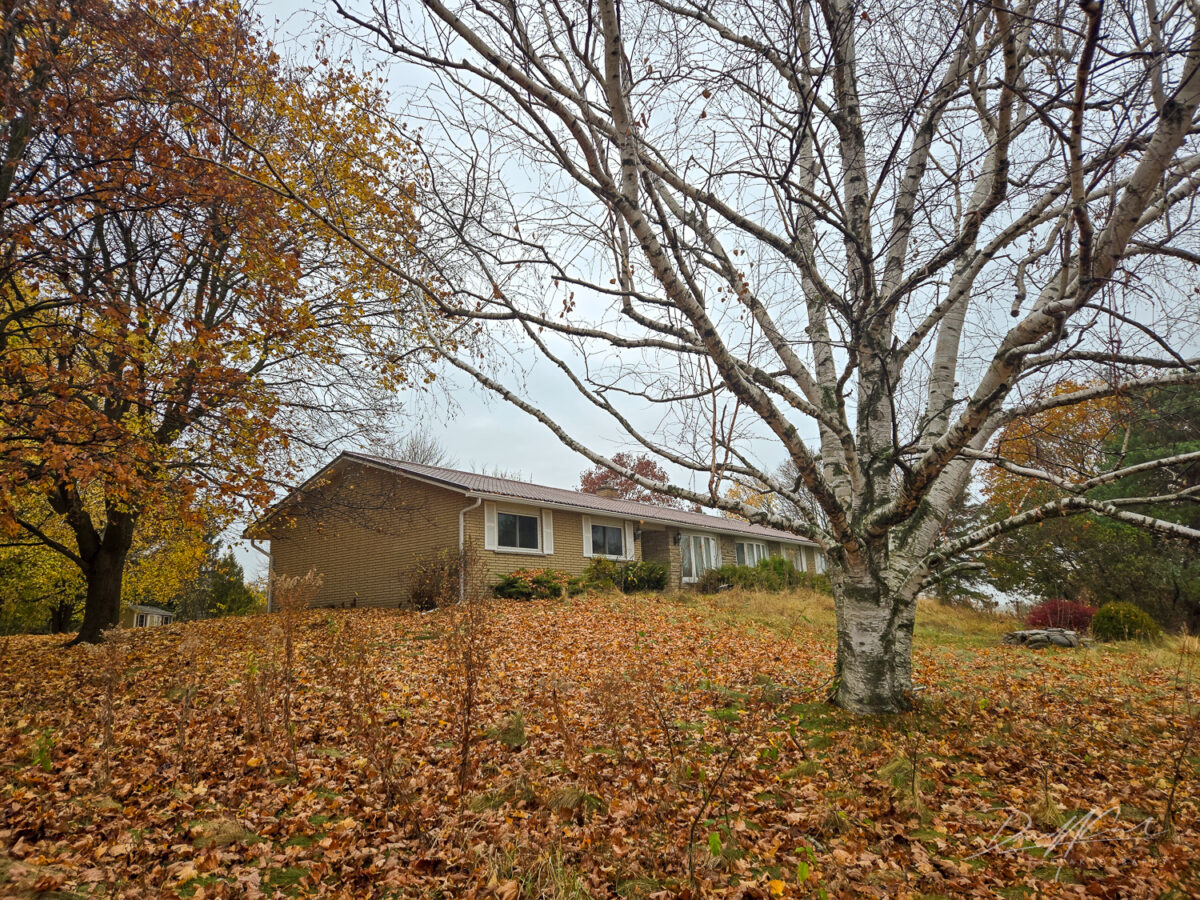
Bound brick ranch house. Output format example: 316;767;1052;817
248;451;826;608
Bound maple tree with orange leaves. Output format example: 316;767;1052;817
980;381;1131;516
0;0;433;642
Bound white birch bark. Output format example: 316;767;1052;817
320;0;1200;712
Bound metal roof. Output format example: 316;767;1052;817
342;451;816;546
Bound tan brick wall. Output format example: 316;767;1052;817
665;528;683;587
267;465;466;609
270;465;649;607
640;529;671;578
717;534;736;568
462;500;643;585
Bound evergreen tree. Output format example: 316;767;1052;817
984;384;1200;629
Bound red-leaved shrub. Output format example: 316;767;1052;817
1025;598;1097;631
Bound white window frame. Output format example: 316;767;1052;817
680;532;721;583
484;502;553;555
135;613;147;627
582;515;634;560
735;541;768;566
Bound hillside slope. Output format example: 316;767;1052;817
0;593;1195;898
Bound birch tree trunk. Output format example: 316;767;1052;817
327;0;1200;713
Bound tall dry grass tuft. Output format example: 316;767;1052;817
261;569;321;773
437;542;492;798
174;631;202;778
1161;630;1197;840
92;627;127;790
239;639;275;745
326;612;414;817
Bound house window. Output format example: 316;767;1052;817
735;541;767;566
135;614;146;627
497;511;540;550
590;523;624;558
681;533;719;582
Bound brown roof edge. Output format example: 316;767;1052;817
245;450;819;548
341;451;819;547
240;451;457;539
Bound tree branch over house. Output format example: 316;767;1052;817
294;0;1200;713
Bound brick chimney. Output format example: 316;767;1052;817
595;486;620;499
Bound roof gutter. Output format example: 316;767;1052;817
458;496;483;601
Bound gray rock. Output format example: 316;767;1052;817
1002;628;1085;649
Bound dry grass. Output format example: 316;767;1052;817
668;585;1018;649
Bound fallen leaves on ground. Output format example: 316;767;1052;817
0;592;1196;898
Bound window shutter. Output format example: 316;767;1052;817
624;521;635;560
581;515;592;557
542;509;554;554
484;502;497;550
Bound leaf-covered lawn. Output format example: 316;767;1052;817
0;592;1196;898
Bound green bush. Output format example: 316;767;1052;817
492;567;570;601
756;556;803;589
491;572;533;600
582;557;622;590
696;568;729;594
581;558;668;593
1091;602;1163;642
693;557;829;595
530;570;568;598
620;560;668;592
802;572;833;595
696;557;805;593
703;564;756;591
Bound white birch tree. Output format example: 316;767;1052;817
328;0;1200;713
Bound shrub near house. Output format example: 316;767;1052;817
696;557;831;595
490;559;669;600
492;568;573;600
